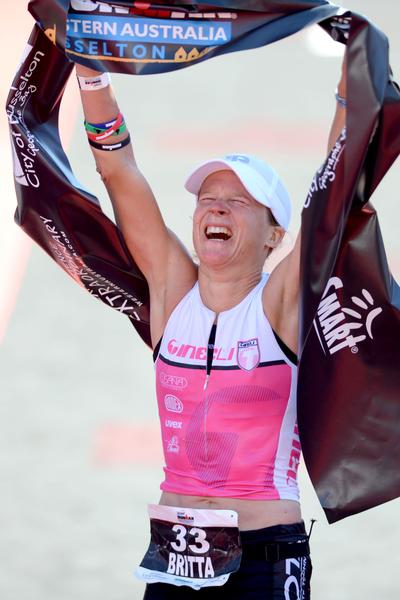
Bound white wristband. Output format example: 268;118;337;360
77;72;111;91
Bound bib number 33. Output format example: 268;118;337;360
136;504;241;589
168;524;214;578
171;524;210;554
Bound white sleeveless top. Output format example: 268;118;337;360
154;274;300;501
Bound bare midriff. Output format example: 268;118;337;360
160;492;302;531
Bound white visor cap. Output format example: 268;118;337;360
184;153;291;230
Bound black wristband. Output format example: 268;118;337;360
88;133;131;151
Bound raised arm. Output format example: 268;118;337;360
264;55;347;353
75;65;197;345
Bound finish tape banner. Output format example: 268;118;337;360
6;0;400;523
29;0;341;74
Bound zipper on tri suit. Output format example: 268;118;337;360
203;319;217;462
204;320;217;391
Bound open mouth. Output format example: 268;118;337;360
205;226;232;241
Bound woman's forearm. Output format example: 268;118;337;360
75;64;120;124
75;64;136;177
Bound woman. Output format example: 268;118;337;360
75;55;346;598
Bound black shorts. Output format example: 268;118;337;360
143;521;312;599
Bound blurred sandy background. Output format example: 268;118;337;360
0;2;399;599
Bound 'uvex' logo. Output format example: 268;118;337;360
314;277;383;355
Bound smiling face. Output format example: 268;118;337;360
192;170;283;272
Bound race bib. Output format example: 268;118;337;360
135;504;241;589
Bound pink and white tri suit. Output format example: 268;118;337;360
154;273;301;501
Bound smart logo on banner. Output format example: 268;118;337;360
313;277;383;356
66;5;233;65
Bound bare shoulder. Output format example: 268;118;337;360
262;241;300;354
148;234;198;347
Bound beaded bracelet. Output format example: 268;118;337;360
88;133;131;152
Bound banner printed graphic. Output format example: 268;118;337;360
298;13;400;522
6;26;151;344
6;1;400;522
28;0;339;74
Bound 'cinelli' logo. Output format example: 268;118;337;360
167;339;235;361
314;277;383;355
